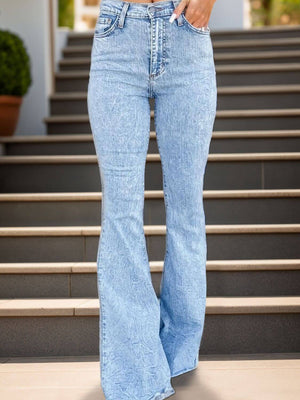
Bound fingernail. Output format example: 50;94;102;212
169;13;176;23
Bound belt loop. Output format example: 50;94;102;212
171;0;184;26
118;2;129;28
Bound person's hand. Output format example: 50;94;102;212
169;0;216;29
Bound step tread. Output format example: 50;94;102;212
214;49;300;60
1;130;300;143
218;84;300;93
0;296;299;316
59;50;300;64
213;37;300;48
0;224;299;236
1;352;299;363
43;109;300;123
217;109;300;116
0;189;299;202
1;152;300;164
55;63;300;76
0;259;299;273
210;25;300;34
48;85;300;98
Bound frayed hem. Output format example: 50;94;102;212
171;360;198;378
147;385;176;400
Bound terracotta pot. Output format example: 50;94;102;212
0;95;23;136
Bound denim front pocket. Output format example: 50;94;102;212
94;12;120;38
181;12;210;35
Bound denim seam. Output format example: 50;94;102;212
141;183;153;293
99;9;175;19
159;19;167;78
154;19;166;78
98;175;107;386
153;103;169;306
149;18;167;79
94;13;120;38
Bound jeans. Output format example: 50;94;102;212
87;0;217;398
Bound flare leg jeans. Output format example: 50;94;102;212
87;0;217;398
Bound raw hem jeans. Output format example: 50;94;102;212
87;0;217;398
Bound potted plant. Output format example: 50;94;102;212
0;29;32;136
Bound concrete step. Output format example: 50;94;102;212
1;153;299;192
0;224;299;262
0;189;299;226
214;50;300;65
214;109;300;131
54;65;300;92
59;51;300;71
212;37;300;53
62;37;300;58
47;86;300;115
44;109;300;134
208;25;300;40
0;296;299;356
2;131;300;156
217;85;300;110
0;259;299;298
0;353;299;399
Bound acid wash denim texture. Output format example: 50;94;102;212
87;0;217;398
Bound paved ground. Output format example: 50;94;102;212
0;353;299;400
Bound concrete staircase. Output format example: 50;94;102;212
0;26;299;358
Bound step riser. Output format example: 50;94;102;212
211;30;300;40
2;142;96;156
1;270;299;298
213;116;300;132
55;71;300;92
213;44;300;53
1;313;299;357
0;232;299;262
45;116;300;134
217;71;300;86
1;160;299;192
49;94;300;114
45;119;300;135
210;138;300;153
216;56;300;65
218;93;300;110
1;198;299;226
3;138;300;156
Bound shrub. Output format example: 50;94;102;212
0;29;32;96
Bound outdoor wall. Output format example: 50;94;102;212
0;0;54;136
210;0;251;30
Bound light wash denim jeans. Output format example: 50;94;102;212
87;0;217;398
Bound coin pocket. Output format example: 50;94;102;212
94;14;119;38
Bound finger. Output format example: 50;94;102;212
169;0;189;23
